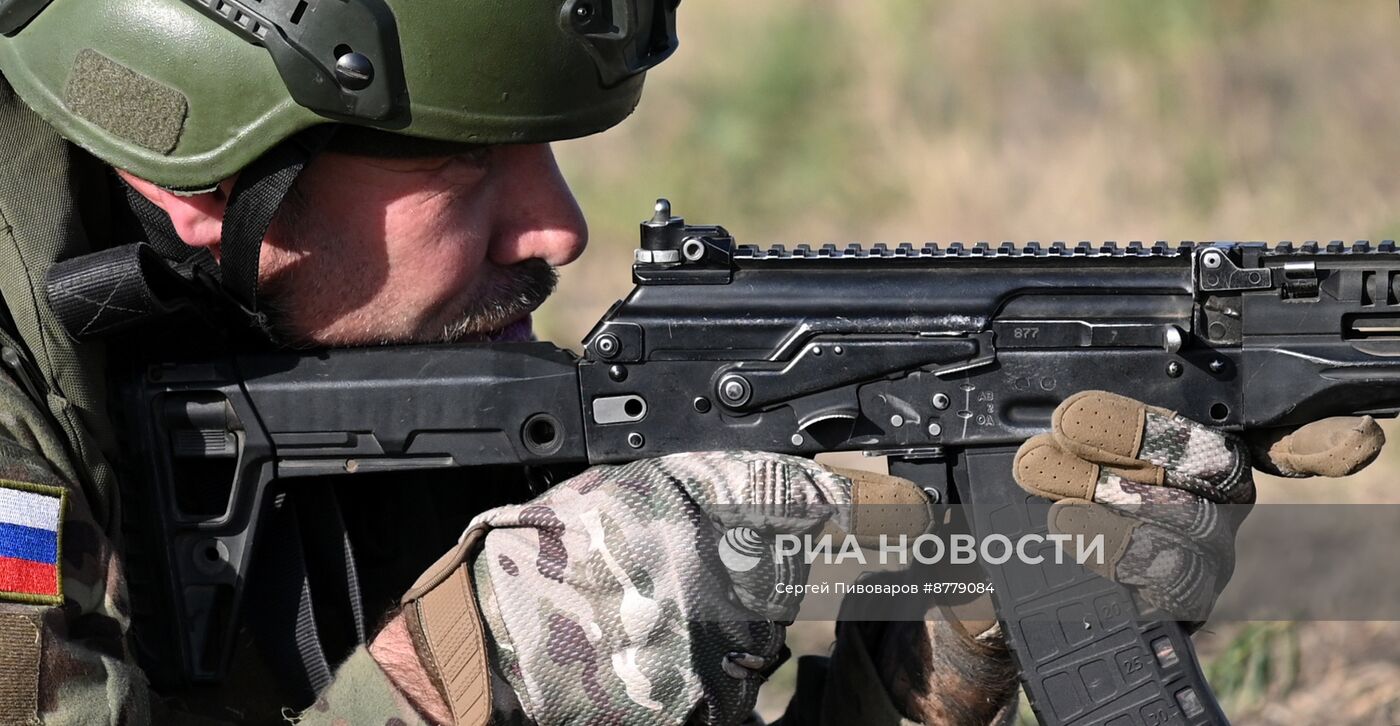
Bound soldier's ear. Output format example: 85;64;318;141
116;169;238;254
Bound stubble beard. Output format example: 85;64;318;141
259;190;558;348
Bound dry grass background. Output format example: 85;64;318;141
541;2;1400;722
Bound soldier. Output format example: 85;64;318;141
0;1;1384;725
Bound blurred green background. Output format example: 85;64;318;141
542;2;1400;723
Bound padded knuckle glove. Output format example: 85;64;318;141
462;451;864;726
1249;416;1385;478
1012;391;1257;620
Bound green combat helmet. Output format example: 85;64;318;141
0;0;679;191
0;0;679;319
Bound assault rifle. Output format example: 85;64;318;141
124;200;1400;725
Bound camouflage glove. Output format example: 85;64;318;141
466;451;902;726
1013;390;1383;618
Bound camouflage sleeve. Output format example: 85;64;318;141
294;647;429;726
770;628;919;726
772;620;1017;726
0;367;156;724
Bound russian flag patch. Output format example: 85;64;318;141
0;481;65;605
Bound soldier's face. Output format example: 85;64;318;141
260;143;588;346
121;143;587;347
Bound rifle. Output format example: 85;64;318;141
122;199;1400;725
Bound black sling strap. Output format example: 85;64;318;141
44;242;205;340
249;484;367;704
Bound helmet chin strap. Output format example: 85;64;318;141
45;127;337;345
217;126;338;315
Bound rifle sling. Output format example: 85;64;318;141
247;484;366;706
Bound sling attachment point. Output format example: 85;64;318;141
45;242;211;341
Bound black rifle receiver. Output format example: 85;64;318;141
125;200;1400;725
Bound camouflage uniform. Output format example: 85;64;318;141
0;361;153;724
296;649;427;726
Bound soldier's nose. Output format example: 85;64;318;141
487;144;588;268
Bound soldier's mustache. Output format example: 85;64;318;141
438;258;558;342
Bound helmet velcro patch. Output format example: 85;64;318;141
63;48;187;155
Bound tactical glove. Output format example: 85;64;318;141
1013;390;1383;618
397;451;927;726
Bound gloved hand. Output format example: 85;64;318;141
1013;390;1384;618
774;393;1386;726
390;451;929;726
